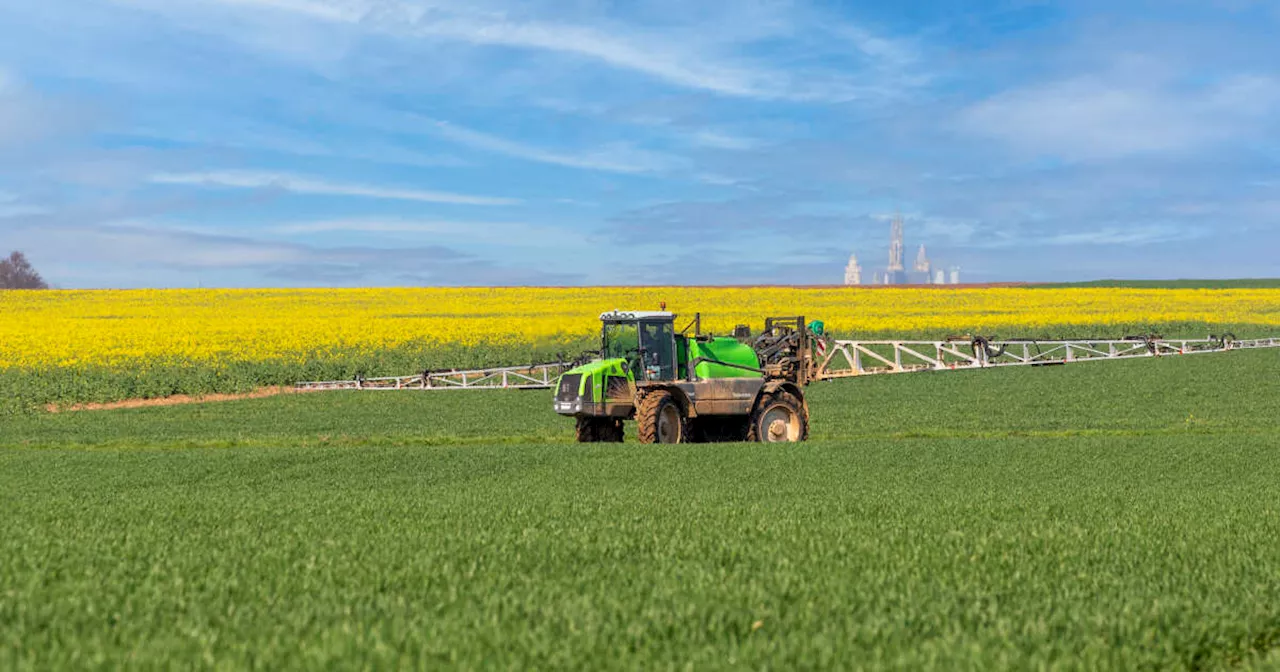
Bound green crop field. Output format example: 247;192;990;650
1041;278;1280;289
4;349;1280;669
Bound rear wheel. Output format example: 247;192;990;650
748;390;809;443
576;417;624;443
637;390;687;444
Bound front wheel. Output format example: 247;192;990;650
576;417;624;443
637;390;688;444
749;391;809;443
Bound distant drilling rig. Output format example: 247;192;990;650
845;214;961;286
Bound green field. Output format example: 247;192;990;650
1042;279;1280;289
4;350;1280;669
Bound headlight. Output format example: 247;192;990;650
554;400;583;413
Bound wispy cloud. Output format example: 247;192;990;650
425;119;677;174
0;66;16;93
969;224;1204;249
693;173;750;187
13;220;312;268
119;0;913;102
206;0;358;22
6;217;583;285
0;202;51;218
150;170;520;205
1040;226;1200;247
689;130;757;151
10;0;1280;286
960;73;1280;161
409;16;786;100
0;68;90;148
271;217;587;248
129;121;472;169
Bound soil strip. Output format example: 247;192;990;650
46;386;320;413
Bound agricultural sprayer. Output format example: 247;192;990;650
297;309;1280;444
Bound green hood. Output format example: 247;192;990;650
558;357;633;401
566;357;629;378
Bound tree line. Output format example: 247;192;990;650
1;251;49;289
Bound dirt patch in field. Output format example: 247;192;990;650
46;386;319;413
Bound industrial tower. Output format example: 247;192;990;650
914;245;931;274
886;215;907;284
843;254;862;286
844;215;964;285
887;216;905;272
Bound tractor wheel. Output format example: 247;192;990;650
600;418;625;443
575;416;600;443
576;417;625;443
637;390;688;444
748;390;809;443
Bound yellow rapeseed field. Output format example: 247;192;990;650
3;287;1280;369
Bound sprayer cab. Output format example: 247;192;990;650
599;310;677;382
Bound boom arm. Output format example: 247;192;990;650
295;334;1280;391
813;336;1280;379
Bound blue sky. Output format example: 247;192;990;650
2;0;1278;287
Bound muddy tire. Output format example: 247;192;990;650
637;390;688;444
748;390;809;443
599;418;625;443
576;417;625;443
575;416;600;443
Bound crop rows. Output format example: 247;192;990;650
3;350;1279;669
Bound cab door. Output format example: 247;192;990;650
639;320;676;381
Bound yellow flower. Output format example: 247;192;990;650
1;287;1277;370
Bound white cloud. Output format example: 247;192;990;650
425;118;678;173
971;224;1203;249
274;219;503;235
960;74;1280;161
0;204;51;218
918;217;980;245
12;221;309;268
1040;226;1194;246
689;130;757;151
694;173;743;186
410;15;786;99
149;170;519;205
271;217;588;248
120;0;907;101
839;25;916;66
5;217;585;286
0;70;72;148
130;121;472;169
203;0;360;21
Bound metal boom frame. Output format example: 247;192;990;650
296;362;571;391
296;336;1280;391
814;336;1280;379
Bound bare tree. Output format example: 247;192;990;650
0;251;49;289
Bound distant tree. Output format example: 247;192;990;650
0;251;49;289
